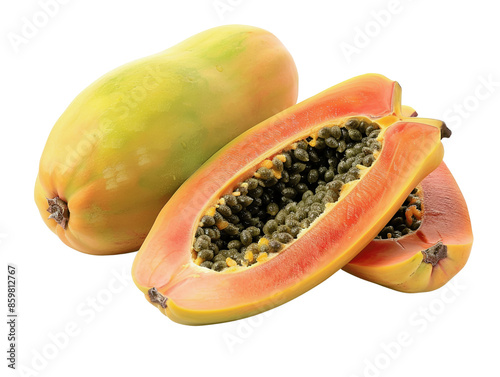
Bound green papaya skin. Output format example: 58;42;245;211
35;25;298;255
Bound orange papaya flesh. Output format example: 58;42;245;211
343;161;472;292
34;25;298;255
132;73;449;325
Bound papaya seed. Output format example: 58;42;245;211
297;140;309;150
212;261;226;271
266;203;279;216
302;190;314;200
291;162;306;174
290;226;302;237
324;170;335;182
315;138;326;149
247;226;260;237
213;253;226;262
198;249;214;260
263;219;278;235
336;140;347;153
358;120;369;133
295;183;309;194
363;155;376;167
200;261;213;269
204;228;217;239
294;148;309;162
248;186;263;198
289;173;301;186
345;119;359;129
255;167;273;180
283;152;293;168
268;240;282;252
259;244;271;254
217;205;232;218
308;148;320;163
274;232;293;244
282;187;297;199
200;215;215;227
240;230;252;246
194;235;211;251
227;240;242;250
308;211;320;221
223;224;239;235
230;204;242;214
348;129;363;141
344;173;358;183
330;126;342;139
411;220;422;230
236;185;248;195
223;194;238;207
272;156;284;172
227;214;240;224
264;177;278;187
345;148;357;159
307;169;319;184
325;137;339;149
318;127;331;139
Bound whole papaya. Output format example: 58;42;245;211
35;25;298;255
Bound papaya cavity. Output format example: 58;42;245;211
193;117;382;271
46;197;69;229
375;186;424;239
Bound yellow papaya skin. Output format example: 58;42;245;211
35;25;298;255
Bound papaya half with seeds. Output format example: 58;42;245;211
132;73;450;325
343;161;473;292
34;25;298;255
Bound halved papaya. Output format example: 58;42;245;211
132;73;450;325
34;25;298;255
343;161;473;292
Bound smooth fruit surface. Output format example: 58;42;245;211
35;25;298;255
132;74;448;325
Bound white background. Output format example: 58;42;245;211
1;1;498;376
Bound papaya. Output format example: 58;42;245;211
34;25;298;255
343;161;473;292
132;73;451;325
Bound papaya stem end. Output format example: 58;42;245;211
46;197;69;230
441;122;452;139
148;287;168;308
421;242;447;266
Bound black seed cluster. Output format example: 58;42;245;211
194;118;382;271
375;187;423;239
